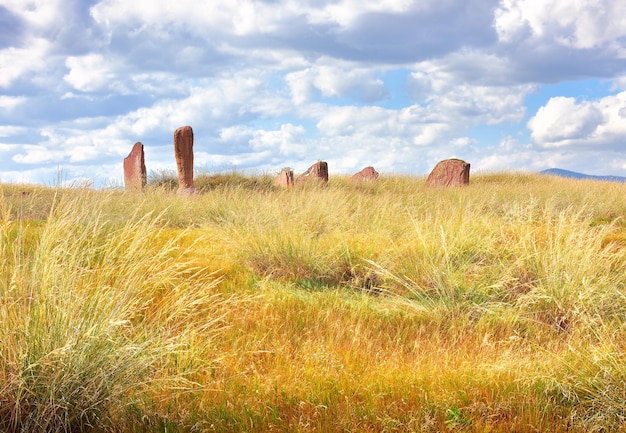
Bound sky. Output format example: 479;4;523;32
1;0;626;187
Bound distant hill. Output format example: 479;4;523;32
539;168;626;183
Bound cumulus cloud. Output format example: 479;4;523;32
90;0;290;37
316;105;393;137
0;38;51;87
286;61;389;104
0;96;27;110
250;124;308;157
64;54;119;92
91;0;418;38
305;0;414;28
12;144;66;164
3;0;626;185
528;92;626;150
492;0;626;82
2;0;66;32
109;73;291;139
494;0;626;50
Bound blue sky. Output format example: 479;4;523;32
1;0;626;186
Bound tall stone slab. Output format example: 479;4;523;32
174;125;195;193
350;166;379;183
425;159;470;187
274;168;294;188
123;142;146;191
295;161;329;186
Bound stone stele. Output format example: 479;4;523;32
350;166;379;183
295;161;329;185
425;159;470;187
274;168;295;188
123;142;146;191
174;125;195;193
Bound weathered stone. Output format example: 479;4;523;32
351;166;379;183
274;168;294;188
123;142;146;191
174;126;195;193
295;161;328;185
425;159;470;187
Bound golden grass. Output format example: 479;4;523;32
1;172;625;432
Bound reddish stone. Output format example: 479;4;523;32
274;168;294;188
350;166;379;183
123;142;146;191
174;125;195;193
425;159;470;187
295;161;328;185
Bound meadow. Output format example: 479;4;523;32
1;171;625;432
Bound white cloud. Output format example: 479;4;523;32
219;125;254;143
473;136;538;172
285;70;314;105
433;83;528;125
90;0;287;37
0;143;17;153
494;0;626;50
312;103;457;155
305;0;414;28
528;97;602;145
0;96;27;110
109;74;289;138
0;38;50;87
10;125;130;167
286;61;388;104
6;71;294;174
315;105;394;137
407;71;432;102
528;92;626;149
3;0;626;186
2;0;66;31
611;75;626;91
64;54;119;92
12;144;66;164
408;57;535;123
91;0;415;37
0;126;26;138
250;124;308;157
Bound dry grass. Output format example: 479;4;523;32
1;172;625;432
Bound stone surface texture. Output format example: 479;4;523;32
123;142;146;191
425;159;470;187
295;161;329;185
351;166;379;183
174;126;195;192
274;168;295;188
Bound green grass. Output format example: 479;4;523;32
1;172;626;431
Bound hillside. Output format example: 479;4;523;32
1;172;626;432
540;168;626;183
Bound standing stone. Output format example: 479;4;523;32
425;159;470;187
274;168;294;188
123;142;146;191
174;126;194;193
295;161;329;186
350;166;379;183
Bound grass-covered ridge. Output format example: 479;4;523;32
1;172;625;432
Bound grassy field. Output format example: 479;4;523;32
1;171;626;432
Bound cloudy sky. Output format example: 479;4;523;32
1;0;626;186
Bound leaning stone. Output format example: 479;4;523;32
274;168;294;188
425;159;470;187
174;125;195;193
351;166;379;183
123;142;146;191
295;161;329;185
